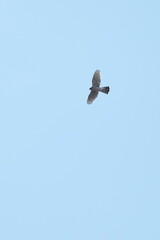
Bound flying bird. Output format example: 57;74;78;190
87;70;110;104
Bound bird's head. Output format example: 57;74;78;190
89;87;92;90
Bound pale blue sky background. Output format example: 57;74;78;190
0;0;160;239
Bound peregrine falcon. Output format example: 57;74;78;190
87;70;110;104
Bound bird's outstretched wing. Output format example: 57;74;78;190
87;90;99;104
92;70;101;87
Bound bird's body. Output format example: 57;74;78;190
87;70;110;104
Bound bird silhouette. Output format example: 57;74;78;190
87;70;110;104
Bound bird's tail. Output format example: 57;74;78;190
100;86;110;94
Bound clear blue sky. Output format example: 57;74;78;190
0;0;160;239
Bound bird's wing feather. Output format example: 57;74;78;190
87;90;99;104
92;70;101;87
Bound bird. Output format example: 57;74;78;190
87;70;110;104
